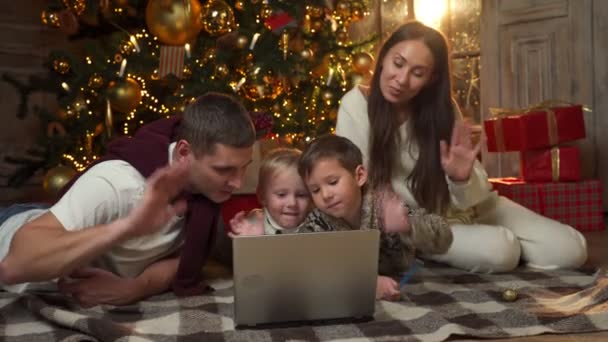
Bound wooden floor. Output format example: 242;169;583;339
455;228;608;342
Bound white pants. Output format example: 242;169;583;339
427;196;588;273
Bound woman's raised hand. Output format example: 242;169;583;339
439;120;482;182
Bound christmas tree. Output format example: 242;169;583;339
6;0;376;192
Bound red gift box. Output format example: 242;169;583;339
490;178;604;232
520;146;581;182
485;104;586;152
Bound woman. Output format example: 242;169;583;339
335;21;587;273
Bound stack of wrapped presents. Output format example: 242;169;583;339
484;102;604;231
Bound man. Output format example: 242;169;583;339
0;92;255;306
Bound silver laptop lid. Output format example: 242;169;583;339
233;229;379;326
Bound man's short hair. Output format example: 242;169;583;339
298;134;363;179
176;92;256;156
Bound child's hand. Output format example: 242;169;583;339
376;275;401;301
228;210;264;237
380;190;410;234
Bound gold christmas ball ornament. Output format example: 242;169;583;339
41;10;61;27
145;0;203;45
234;0;245;11
62;0;86;16
502;289;518;302
321;89;334;105
300;48;314;61
43;165;77;197
352;52;374;74
236;35;249;49
240;68;283;102
200;0;236;37
53;58;71;74
88;73;104;89
107;77;142;113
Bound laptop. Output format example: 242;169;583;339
232;229;379;327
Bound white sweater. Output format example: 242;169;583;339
335;86;495;218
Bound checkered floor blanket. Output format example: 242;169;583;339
2;265;608;342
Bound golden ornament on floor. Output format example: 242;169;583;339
43;165;77;197
200;0;236;37
145;0;203;45
88;73;104;89
53;58;71;74
107;77;142;113
502;289;518;302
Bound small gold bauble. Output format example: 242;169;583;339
300;48;314;61
88;73;104;89
234;0;245;10
107;77;142;113
53;58;71;74
352;52;374;74
43;165;77;197
236;35;249;49
502;289;518;302
321;89;334;103
113;53;123;64
41;10;61;27
200;0;236;37
62;0;86;16
145;0;203;45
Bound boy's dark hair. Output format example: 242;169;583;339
298;134;363;179
176;92;256;156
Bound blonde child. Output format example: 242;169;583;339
230;148;311;236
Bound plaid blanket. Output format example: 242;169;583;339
2;264;608;342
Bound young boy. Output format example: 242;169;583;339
297;135;453;300
230;148;311;235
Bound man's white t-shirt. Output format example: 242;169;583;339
0;144;184;292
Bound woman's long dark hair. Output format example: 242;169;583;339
367;21;455;214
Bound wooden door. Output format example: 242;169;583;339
481;0;608;209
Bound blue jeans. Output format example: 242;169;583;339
0;203;49;226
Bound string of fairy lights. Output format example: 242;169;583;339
47;1;377;173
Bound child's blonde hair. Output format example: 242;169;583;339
257;148;302;193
